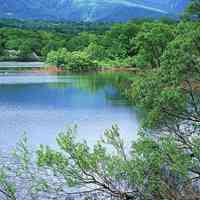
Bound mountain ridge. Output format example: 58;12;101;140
0;0;190;22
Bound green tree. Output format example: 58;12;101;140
63;51;98;72
130;25;200;128
41;39;65;57
187;0;200;19
0;37;4;56
36;125;200;200
102;23;139;59
84;42;106;61
28;38;43;56
123;24;200;199
18;41;33;61
46;49;98;72
66;32;98;52
133;22;175;68
5;39;21;50
46;48;68;67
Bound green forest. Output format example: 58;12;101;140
0;18;176;68
0;1;200;200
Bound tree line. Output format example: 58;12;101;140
0;20;110;62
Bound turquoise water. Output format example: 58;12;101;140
0;72;140;149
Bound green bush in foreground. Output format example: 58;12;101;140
0;125;199;200
35;123;199;200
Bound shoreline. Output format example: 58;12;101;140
30;66;140;73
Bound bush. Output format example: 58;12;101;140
84;42;106;61
64;51;98;72
97;57;133;68
46;48;98;72
46;48;68;67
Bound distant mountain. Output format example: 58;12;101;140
0;0;190;22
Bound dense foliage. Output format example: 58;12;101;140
45;20;176;71
39;4;200;199
0;18;175;70
47;48;98;72
0;20;109;62
0;19;111;34
187;0;200;19
39;17;200;199
0;2;200;200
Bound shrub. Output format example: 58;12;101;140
46;49;98;72
64;51;98;72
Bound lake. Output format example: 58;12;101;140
0;71;140;149
0;62;44;68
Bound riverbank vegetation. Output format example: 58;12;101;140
0;18;175;70
0;1;200;200
0;18;187;72
0;9;199;73
0;20;110;62
38;16;200;197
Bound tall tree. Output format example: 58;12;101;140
133;22;175;68
187;0;200;19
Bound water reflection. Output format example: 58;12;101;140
0;72;140;149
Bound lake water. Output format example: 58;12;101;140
0;62;44;68
0;71;140;149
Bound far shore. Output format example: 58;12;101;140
0;61;140;74
30;66;140;73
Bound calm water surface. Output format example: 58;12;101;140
0;62;44;68
0;72;140;149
